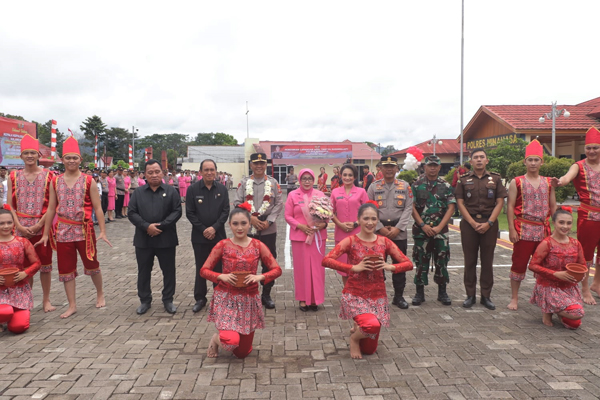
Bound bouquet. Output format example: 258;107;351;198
302;196;333;247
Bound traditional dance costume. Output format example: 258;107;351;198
52;173;100;282
200;238;282;358
330;174;340;191
318;173;328;193
323;235;413;354
330;185;369;275
0;237;41;333
529;237;585;329
9;167;53;273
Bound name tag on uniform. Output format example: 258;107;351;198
336;196;344;199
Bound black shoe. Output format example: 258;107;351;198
164;302;177;314
480;296;496;310
437;284;452;306
412;285;425;306
309;305;318;311
392;296;409;309
261;295;275;309
116;215;123;219
192;299;207;313
136;303;151;315
462;296;476;308
299;303;309;312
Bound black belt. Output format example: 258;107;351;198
382;219;399;227
470;213;490;219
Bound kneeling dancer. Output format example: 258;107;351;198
529;207;585;329
0;206;41;334
322;202;413;359
201;204;282;359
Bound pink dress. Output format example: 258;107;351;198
284;187;328;305
200;239;282;334
178;176;187;197
138;177;146;187
330;185;369;275
123;176;131;207
107;177;116;211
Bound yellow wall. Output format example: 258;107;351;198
181;162;246;187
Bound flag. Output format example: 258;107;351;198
94;135;98;167
68;128;74;137
129;144;133;169
51;120;57;159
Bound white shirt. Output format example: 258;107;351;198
96;181;102;195
2;180;7;204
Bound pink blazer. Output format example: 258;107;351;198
285;188;327;241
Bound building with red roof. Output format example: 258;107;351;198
462;96;600;160
390;140;469;174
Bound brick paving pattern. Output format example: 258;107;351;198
1;190;599;399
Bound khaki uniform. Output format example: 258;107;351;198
455;170;507;297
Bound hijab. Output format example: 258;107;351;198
298;168;315;194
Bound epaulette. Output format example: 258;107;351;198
490;171;501;176
459;172;470;178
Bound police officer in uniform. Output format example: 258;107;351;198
367;156;413;309
234;153;283;309
455;148;507;310
411;155;455;306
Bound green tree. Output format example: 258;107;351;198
486;138;528;178
380;145;397;157
0;113;26;121
80;115;107;141
136;133;190;159
192;132;238;146
506;156;576;203
167;149;178;170
396;170;418;184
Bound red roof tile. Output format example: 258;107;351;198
390;139;468;157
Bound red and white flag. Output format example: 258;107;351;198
129;144;133;169
51;120;57;159
94;135;98;167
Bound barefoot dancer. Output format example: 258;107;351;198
529;207;585;329
37;137;111;318
0;206;41;334
7;134;56;312
506;140;556;310
201;204;282;359
322;202;413;359
552;127;600;305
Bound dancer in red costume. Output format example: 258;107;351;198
0;206;41;334
201;204;282;359
529;207;585;329
506;139;556;310
6;134;56;312
37;137;111;318
322;202;413;359
552;126;600;305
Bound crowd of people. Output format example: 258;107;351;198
1;127;600;360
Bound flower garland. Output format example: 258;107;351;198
245;175;272;235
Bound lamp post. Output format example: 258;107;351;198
539;101;570;157
131;126;139;165
428;134;443;156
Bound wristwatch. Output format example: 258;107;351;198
419;222;425;228
487;220;494;227
353;222;359;229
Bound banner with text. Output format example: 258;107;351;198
270;144;352;160
0;117;37;166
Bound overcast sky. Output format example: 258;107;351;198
1;1;598;149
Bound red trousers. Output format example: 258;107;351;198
353;313;381;355
57;240;100;282
510;240;540;281
0;304;30;334
219;330;255;359
577;219;600;261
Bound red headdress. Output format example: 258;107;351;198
585;126;600;146
2;204;11;211
560;206;572;213
237;202;252;212
525;139;544;159
366;200;379;209
62;136;81;158
20;134;41;155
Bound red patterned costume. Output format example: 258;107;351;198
200;238;282;358
0;236;41;333
52;172;99;282
318;173;328;193
529;237;585;329
9;168;53;272
573;152;600;262
322;235;413;354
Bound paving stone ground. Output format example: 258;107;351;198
2;189;600;400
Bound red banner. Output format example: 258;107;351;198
0;117;37;166
271;144;352;160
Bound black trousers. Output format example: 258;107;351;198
248;232;277;291
193;242;222;301
115;193;124;215
101;193;108;214
385;239;408;295
136;246;176;304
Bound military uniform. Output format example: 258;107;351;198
411;174;455;286
367;156;413;307
455;169;507;307
233;153;283;308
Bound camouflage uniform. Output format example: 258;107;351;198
411;175;456;286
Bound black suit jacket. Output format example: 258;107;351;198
186;180;230;244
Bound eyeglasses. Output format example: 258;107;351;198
301;177;314;182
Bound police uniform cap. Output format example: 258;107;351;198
380;156;398;165
250;153;268;163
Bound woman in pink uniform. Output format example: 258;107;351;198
122;171;131;217
330;164;369;286
285;168;329;311
107;170;116;221
178;172;187;203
